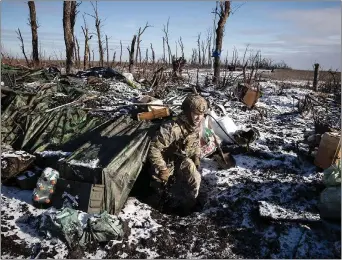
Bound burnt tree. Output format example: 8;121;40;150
16;28;30;66
127;35;137;73
135;22;151;64
150;43;155;64
162;37;166;63
111;51;116;67
197;33;201;65
75;36;81;68
172;56;186;78
106;34;109;66
178;37;184;58
87;1;104;67
28;1;39;67
81;14;91;70
206;29;212;66
212;1;230;84
63;1;78;73
119;40;123;65
162;18;172;64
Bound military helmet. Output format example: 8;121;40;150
181;94;208;114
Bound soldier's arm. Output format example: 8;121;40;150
193;133;201;169
148;122;182;172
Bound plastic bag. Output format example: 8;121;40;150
207;110;239;144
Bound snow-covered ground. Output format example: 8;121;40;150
1;72;341;259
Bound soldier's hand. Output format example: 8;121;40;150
193;157;200;170
159;169;170;183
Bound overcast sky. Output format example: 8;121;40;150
1;1;341;70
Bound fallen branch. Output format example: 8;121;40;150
82;103;181;112
45;95;98;113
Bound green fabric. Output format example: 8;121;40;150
1;81;103;153
319;186;341;220
323;161;341;187
40;207;83;248
40;207;123;248
80;211;123;245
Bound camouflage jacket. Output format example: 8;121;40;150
148;114;201;172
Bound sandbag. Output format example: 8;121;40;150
39;207;123;249
319;186;341;220
323;162;341;187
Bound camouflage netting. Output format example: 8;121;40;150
1;76;103;153
1;65;161;215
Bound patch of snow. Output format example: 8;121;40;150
68;158;100;168
119;198;162;244
36;150;72;158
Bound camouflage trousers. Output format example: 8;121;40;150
151;158;201;211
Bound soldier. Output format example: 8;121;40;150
148;94;208;214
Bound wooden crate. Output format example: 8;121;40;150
314;132;341;169
242;88;261;108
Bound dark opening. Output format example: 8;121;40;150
130;160;208;217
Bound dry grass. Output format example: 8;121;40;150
263;68;341;82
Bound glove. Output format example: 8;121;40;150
159;169;170;183
193;157;200;170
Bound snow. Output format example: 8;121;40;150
119;198;162;244
36;150;71;158
68;158;100;168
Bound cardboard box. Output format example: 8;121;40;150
314;132;341;169
243;88;261;108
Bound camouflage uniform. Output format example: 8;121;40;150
148;94;207;211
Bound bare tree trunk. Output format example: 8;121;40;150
201;40;206;66
111;51;116;67
213;1;230;84
138;44;142;64
162;18;172;64
135;22;151;64
81;14;90;70
197;33;201;65
145;48;148;63
63;1;77;73
162;37;166;63
119;40;122;65
73;36;78;67
150;43;155;64
106;34;109;67
92;49;95;66
16;28;30;66
178;37;184;58
313;63;320;91
76;37;80;68
207;29;212;66
175;41;178;58
88;2;104;67
28;1;39;67
74;37;80;68
127;35;137;73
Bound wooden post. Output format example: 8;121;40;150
313;63;319;91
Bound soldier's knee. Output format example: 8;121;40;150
180;158;197;172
